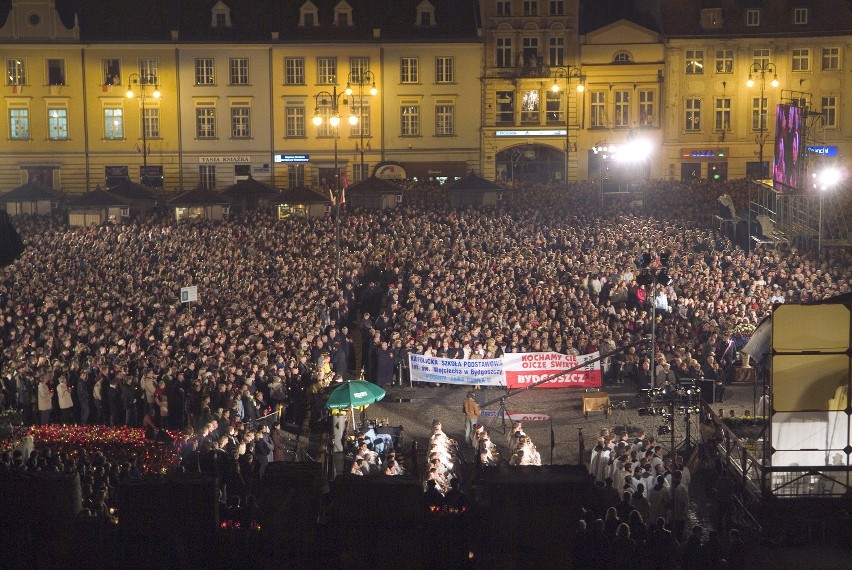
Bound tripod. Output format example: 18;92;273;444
487;396;509;434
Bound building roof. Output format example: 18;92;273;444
444;173;502;194
0;181;60;203
276;185;330;204
49;0;481;44
660;0;852;37
67;188;128;208
168;186;231;206
222;176;282;198
580;0;662;35
346;176;403;195
107;179;158;201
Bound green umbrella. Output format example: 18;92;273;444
325;379;387;410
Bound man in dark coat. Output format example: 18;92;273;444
375;340;395;387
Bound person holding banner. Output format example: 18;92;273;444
463;392;481;448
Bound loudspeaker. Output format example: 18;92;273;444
0;210;25;268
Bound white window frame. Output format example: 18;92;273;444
400;57;419;84
143;106;160;139
435;103;454;136
638;90;655;127
821;96;837;128
793;7;808;25
196;104;216;139
752;96;768;131
229;58;249;85
746;9;760;27
284;58;305;85
715;49;733;74
48;107;68;140
549;37;564;67
199;164;216;190
822;47;840;71
685;50;704;75
523;0;538;16
614;90;630;127
401;103;420;136
792;48;810;72
195;58;215;85
590;91;606;128
104;107;124;140
102;58;121;86
138;58;158;86
496;0;511;16
549;0;564;16
46;58;65;86
685;98;701;132
6;58;26;86
317;57;337;85
230;104;251;139
349;101;370;137
496;38;513;68
435;57;453;83
520;89;540;123
714;97;731;132
9;107;29;140
286;105;305;137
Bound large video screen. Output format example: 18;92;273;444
773;104;802;191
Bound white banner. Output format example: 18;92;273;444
408;354;505;386
407;351;601;388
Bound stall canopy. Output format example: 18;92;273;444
0;181;60;215
345;176;403;210
222;176;282;212
444;173;503;208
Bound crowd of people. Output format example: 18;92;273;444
0;177;848;557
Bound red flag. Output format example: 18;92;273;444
11;85;17;94
342;171;349;189
328;187;335;204
102;83;109;92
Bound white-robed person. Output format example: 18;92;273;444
37;376;53;425
589;437;605;481
57;376;74;424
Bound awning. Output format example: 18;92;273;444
403;161;468;179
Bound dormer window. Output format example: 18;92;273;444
416;0;436;26
210;1;232;28
613;51;633;64
746;9;760;27
700;8;722;29
794;7;808;25
334;1;353;26
299;1;319;27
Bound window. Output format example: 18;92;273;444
549;0;564;15
435;57;453;83
549;37;564;66
102;59;121;85
746;9;760;27
350;57;369;81
685;98;701;131
496;90;514;123
46;59;65;85
590;91;606;128
794;7;808;24
614;91;630;127
752;96;767;131
288;164;305;188
284;58;305;85
522;37;539;66
418;10;433;26
685;50;704;74
714;97;731;131
822;47;840;70
139;58;158;86
9;108;29;139
196;105;216;138
317;57;337;84
523;0;538;16
143;107;159;139
350;102;370;137
400;58;419;83
231;105;250;138
48;108;68;140
496;38;513;68
638;90;654;127
496;1;511;16
613;52;632;63
229;58;249;85
286;105;305;137
520;90;539;123
435;104;454;135
792;48;810;72
545;90;562;124
195;58;215;85
199;165;215;190
821;96;837;128
104;108;124;139
753;49;770;69
353;163;369;183
6;59;26;86
314;98;334;137
401;104;420;136
715;50;733;74
215;13;227;28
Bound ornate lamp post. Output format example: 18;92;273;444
746;62;779;179
313;80;358;281
345;70;377;182
550;66;584;183
125;73;161;181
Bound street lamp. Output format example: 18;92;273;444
551;66;584;183
125;73;161;182
636;249;671;388
345;70;377;183
746;62;779;179
813;166;842;254
313;79;357;282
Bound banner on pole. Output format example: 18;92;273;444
407;351;600;388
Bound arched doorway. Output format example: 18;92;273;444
495;144;564;184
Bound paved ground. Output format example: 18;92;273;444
365;379;765;466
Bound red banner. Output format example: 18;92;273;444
503;352;601;389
